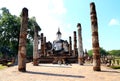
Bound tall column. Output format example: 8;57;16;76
18;8;28;72
73;31;77;57
69;36;72;55
90;2;101;71
41;33;44;56
43;37;46;56
77;23;84;65
33;26;39;66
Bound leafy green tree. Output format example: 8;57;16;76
108;50;120;56
100;47;108;56
0;7;41;58
0;7;21;56
88;50;93;57
26;42;33;57
88;47;108;57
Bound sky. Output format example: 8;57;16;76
0;0;120;51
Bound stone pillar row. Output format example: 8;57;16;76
18;2;101;72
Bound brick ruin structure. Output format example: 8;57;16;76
17;2;102;71
38;29;79;64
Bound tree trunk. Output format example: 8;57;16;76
90;2;101;71
77;23;84;65
18;8;28;72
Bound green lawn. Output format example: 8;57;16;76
110;66;120;69
111;57;120;69
0;64;7;70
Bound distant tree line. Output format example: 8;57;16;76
88;47;120;57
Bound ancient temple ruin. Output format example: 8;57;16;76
39;28;79;64
17;2;101;72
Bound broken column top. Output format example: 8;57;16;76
77;23;81;27
69;36;71;39
74;31;76;34
90;2;95;6
21;7;28;17
77;23;81;29
41;33;43;36
90;2;96;14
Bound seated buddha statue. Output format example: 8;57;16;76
52;28;69;55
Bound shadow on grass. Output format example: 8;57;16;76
26;71;85;78
101;70;120;73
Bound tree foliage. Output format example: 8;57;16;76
88;47;108;56
0;7;41;58
108;50;120;56
0;7;21;57
26;42;33;57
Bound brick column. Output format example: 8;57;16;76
18;8;28;72
41;33;44;56
77;23;84;65
33;26;39;66
90;2;101;71
43;37;46;56
73;31;77;57
69;36;72;55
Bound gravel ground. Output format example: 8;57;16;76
0;63;120;81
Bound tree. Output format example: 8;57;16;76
88;47;108;57
0;7;41;59
108;50;120;56
100;47;108;56
88;50;93;57
0;7;21;57
26;42;33;57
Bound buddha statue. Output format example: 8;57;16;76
52;28;69;55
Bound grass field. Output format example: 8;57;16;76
111;57;120;69
0;64;7;70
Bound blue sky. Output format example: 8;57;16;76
0;0;120;51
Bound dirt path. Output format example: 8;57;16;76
0;63;120;81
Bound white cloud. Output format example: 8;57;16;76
50;0;66;15
108;19;120;26
0;0;67;42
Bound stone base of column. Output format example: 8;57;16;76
78;57;84;65
18;67;26;72
93;66;101;71
33;58;39;66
